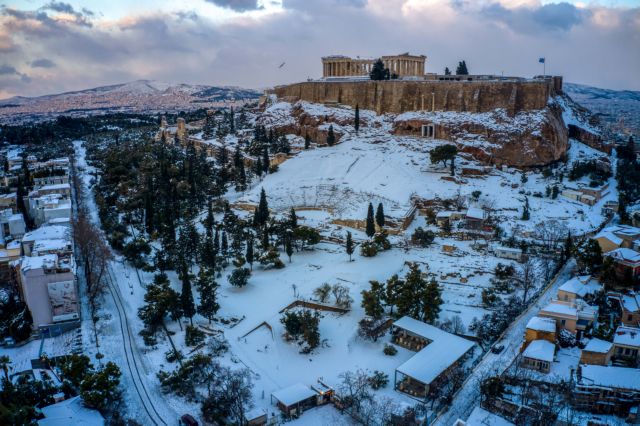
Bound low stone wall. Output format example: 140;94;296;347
268;79;559;116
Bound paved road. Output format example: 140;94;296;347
432;259;576;425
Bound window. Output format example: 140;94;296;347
421;125;435;138
561;319;566;326
629;315;634;321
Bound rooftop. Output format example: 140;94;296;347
394;316;475;385
271;383;317;406
558;276;602;298
22;225;69;243
579;365;640;391
606;248;640;263
465;406;515;426
526;316;556;333
522;339;555;362
21;254;58;272
38;396;104;426
613;326;640;348
583;338;613;354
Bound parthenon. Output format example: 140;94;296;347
322;53;426;78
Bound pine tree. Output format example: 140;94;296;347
420;278;442;324
289;207;298;229
456;60;469;75
326;125;336;147
365;202;376;238
375;203;385;228
197;269;219;324
396;264;424;319
180;271;196;326
369;59;387;80
245;237;254;270
304;133;311;150
345;231;354;261
551;185;559;199
444;67;452;75
361;280;385;319
355;104;360;134
253;157;263;177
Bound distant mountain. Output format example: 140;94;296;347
564;83;640;137
0;80;262;124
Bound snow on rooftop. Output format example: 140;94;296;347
33;238;71;253
583;338;613;354
394;316;475;385
526;316;556;333
271;383;317;406
21;254;58;272
622;293;640;313
38;183;71;191
22;225;69;243
607;248;640;263
38;396;104;425
465;406;514;426
580;365;640;391
558;276;601;298
540;300;577;318
465;207;484;220
522;340;555;362
613;326;640;348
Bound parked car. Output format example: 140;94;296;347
179;414;198;426
491;344;504;354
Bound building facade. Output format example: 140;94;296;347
322;53;426;78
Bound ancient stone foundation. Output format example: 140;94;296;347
268;78;561;116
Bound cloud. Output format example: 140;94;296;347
39;1;94;27
31;58;56;68
0;64;17;75
205;0;264;12
0;0;638;98
480;1;590;33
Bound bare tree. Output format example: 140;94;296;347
515;259;537;305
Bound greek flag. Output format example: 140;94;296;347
539;57;545;64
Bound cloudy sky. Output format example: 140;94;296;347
0;0;638;98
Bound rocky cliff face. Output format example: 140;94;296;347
393;104;569;167
258;99;570;168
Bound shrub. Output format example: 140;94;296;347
360;240;378;257
228;267;251;287
383;344;397;356
313;283;332;303
185;325;205;347
411;227;435;247
165;349;184;363
368;371;389;390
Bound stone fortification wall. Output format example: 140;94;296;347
268;79;560;116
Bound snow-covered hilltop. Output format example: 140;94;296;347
0;80;261;124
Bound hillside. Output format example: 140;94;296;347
564;82;640;137
0;80;261;125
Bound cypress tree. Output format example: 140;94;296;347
254;157;263;177
444;67;451;75
346;231;354;261
285;235;293;263
326;125;336;147
221;231;228;258
365;202;375;238
246;237;254;270
257;188;269;226
564;232;573;260
262;147;270;174
375;203;385;228
289;207;298;229
214;228;220;255
180;271;196;326
355;104;360;134
304;134;311;150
